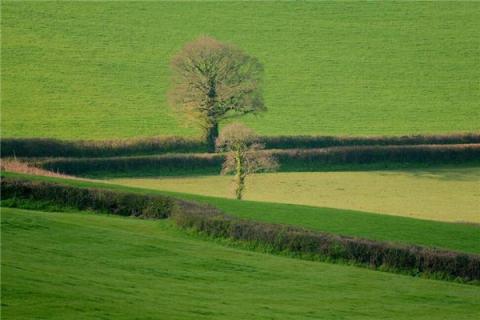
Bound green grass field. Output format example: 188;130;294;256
2;1;480;139
2;208;480;320
3;172;479;254
110;167;480;223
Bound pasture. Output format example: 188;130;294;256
2;208;480;320
2;1;480;139
110;167;480;223
2;1;480;318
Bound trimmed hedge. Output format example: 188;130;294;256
273;143;480;171
2;133;479;158
0;178;175;219
39;153;224;177
260;132;480;150
172;206;480;282
37;144;480;176
0;137;207;158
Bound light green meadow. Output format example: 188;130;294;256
110;167;480;223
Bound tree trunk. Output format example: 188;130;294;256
205;122;219;153
235;150;246;200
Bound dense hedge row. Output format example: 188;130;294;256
172;207;480;282
0;137;207;158
261;133;480;150
2;133;479;158
38;144;480;176
274;143;480;171
39;154;224;177
1;178;175;219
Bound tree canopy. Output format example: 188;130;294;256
169;36;265;151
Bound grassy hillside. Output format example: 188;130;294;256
3;172;479;254
2;1;479;139
110;167;480;223
2;208;480;319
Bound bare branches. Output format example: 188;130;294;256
216;123;278;199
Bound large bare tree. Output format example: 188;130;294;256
216;123;278;200
169;36;265;152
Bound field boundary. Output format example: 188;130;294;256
1;178;175;219
34;143;480;177
2;133;479;158
2;176;479;283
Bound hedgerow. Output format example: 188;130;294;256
38;153;224;177
37;144;480;176
0;137;207;158
273;143;480;171
172;207;480;283
0;178;175;219
2;133;479;158
260;132;480;150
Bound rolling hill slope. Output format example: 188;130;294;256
2;208;480;319
2;1;479;139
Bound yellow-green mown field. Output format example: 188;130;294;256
111;167;480;223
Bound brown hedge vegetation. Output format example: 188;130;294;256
2;133;479;158
37;144;480;177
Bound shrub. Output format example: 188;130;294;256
172;207;480;282
36;144;480;176
38;153;224;177
260;133;480;150
2;133;479;158
1;178;176;219
0;137;207;158
274;143;480;171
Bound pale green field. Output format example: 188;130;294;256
111;167;480;223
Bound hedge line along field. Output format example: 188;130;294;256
2;1;480;140
3;172;479;254
5;177;479;282
111;167;480;223
35;144;480;178
3;133;480;158
2;208;480;319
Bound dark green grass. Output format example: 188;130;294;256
2;208;480;319
3;172;479;254
2;1;479;139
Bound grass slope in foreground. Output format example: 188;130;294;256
110;167;480;223
2;1;480;139
2;208;480;320
2;172;479;254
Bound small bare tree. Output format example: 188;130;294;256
169;36;265;152
216;123;278;200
